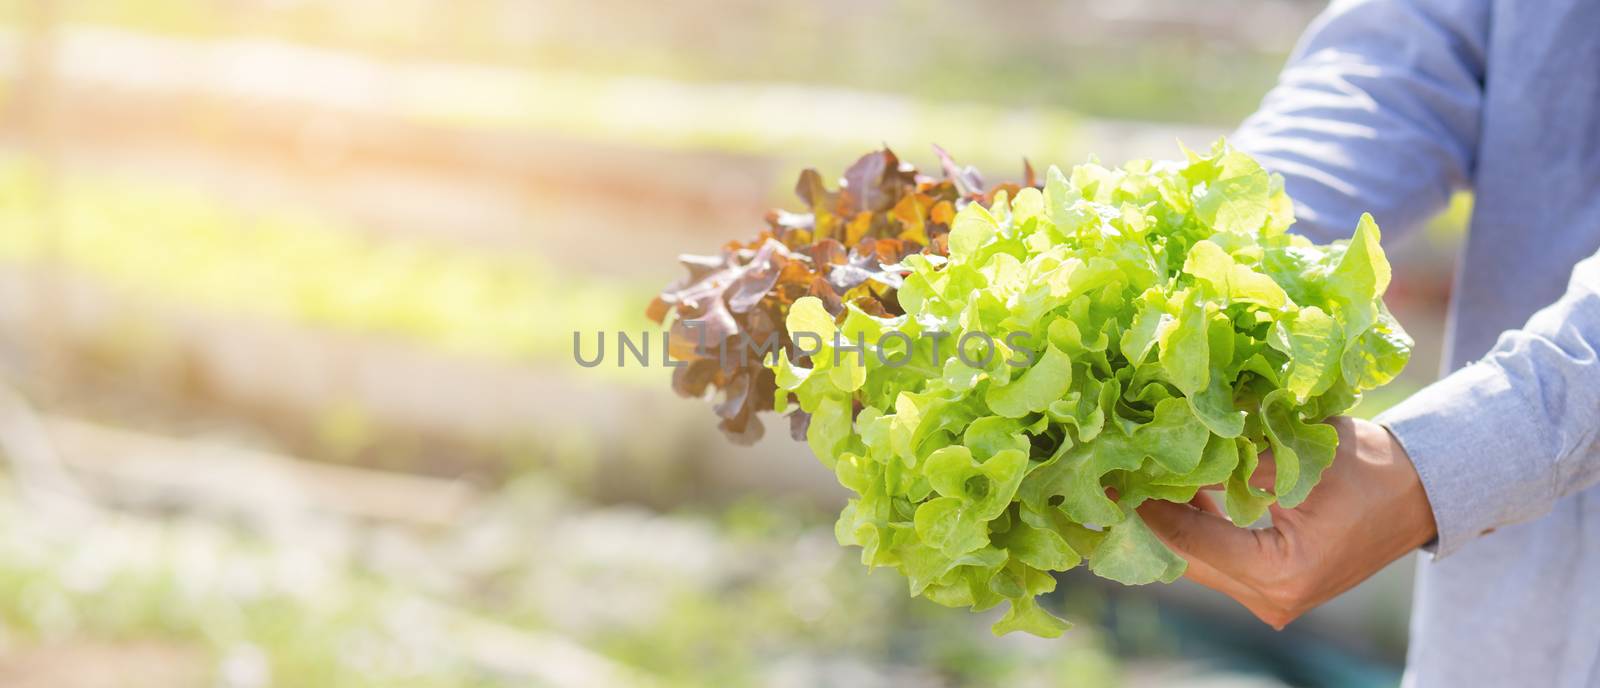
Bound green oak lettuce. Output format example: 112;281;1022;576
768;140;1411;637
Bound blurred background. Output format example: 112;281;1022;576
0;1;1467;686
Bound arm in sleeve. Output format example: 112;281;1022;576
1233;0;1489;242
1378;251;1600;557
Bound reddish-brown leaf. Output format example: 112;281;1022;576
648;145;1038;443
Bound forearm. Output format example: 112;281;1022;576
1379;253;1600;557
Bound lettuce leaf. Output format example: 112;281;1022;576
769;139;1411;636
649;148;1034;443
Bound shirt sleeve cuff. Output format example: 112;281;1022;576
1375;360;1551;559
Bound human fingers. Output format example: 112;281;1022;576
1137;500;1303;628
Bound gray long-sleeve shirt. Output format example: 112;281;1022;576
1232;0;1600;685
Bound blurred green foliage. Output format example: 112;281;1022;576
0;159;652;375
0;1;1432;684
0;480;1129;687
1;0;1296;124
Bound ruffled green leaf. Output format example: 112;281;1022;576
1135;398;1210;474
1021;431;1142;526
761;140;1408;637
949;202;999;261
1159;292;1210;396
993;596;1072;638
1276;305;1342;402
1219;438;1269;525
1260;388;1339;508
1342;304;1413;390
1089;511;1187;585
985;344;1074;418
996;519;1082;572
1192;144;1271;235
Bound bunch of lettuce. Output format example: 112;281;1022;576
769;141;1411;636
649;147;1036;443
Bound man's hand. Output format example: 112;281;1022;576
1136;416;1437;629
